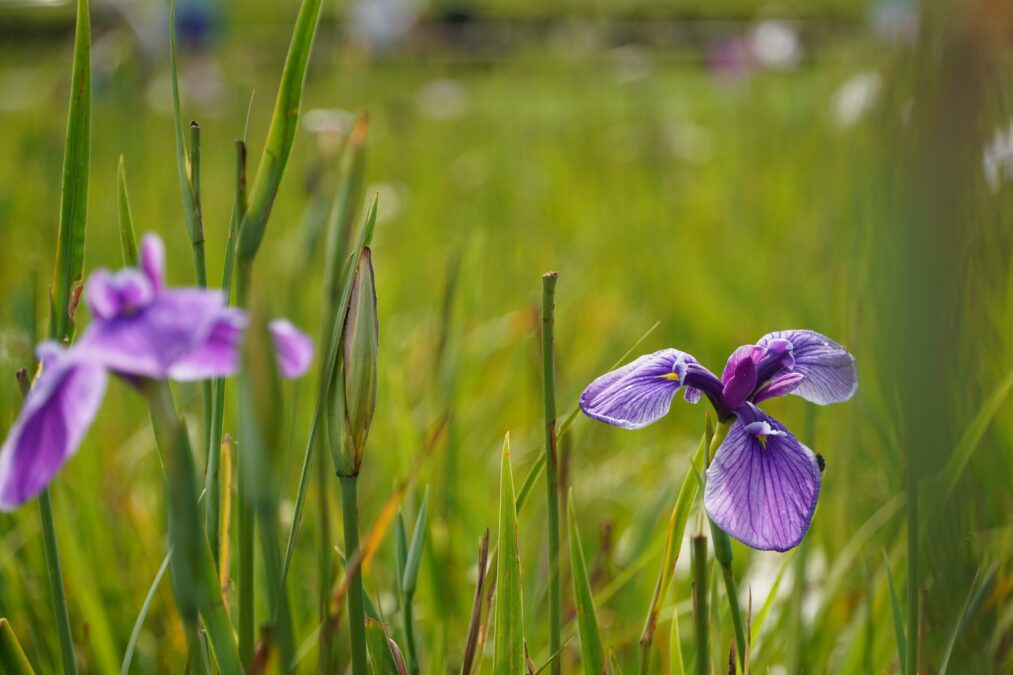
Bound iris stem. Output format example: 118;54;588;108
142;380;241;673
691;534;709;675
39;488;78;675
541;272;562;674
18;372;77;675
706;420;746;672
340;474;369;675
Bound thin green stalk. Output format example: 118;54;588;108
905;468;918;675
340;474;369;675
540;272;561;673
237;443;255;668
258;507;295;671
316;439;333;672
142;381;241;673
38;490;77;675
706;421;746;672
691;535;709;675
205;138;248;565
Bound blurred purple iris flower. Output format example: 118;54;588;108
0;234;313;511
580;330;856;551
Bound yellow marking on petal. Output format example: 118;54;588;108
660;373;681;382
757;435;768;449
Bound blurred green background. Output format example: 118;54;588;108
0;0;1009;673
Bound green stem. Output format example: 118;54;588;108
541;272;561;673
691;534;709;675
340;474;369;675
906;466;919;675
258;505;295;671
237;454;255;668
706;421;746;671
403;595;420;675
39;489;77;675
316;451;333;672
142;381;241;673
205;140;247;568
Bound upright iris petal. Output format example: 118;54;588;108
580;349;698;429
704;407;822;551
0;346;107;510
757;330;857;404
721;345;760;410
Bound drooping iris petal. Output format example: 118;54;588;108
721;345;759;410
270;319;314;379
77;288;229;379
757;330;857;404
704;411;821;551
140;233;165;292
753;371;805;403
580;349;700;429
0;346;108;510
167;309;247;381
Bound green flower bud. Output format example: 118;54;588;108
339;246;378;475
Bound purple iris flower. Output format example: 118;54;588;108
580;330;856;551
0;234;314;511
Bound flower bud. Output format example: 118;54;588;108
338;247;378;475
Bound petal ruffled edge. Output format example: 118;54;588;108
703;411;821;551
0;346;107;510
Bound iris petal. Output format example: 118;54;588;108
580;349;700;429
721;345;759;410
704;412;821;551
0;346;108;510
167;309;248;380
757;330;857;405
269;319;315;379
77;288;228;379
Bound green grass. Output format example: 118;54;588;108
0;16;1010;674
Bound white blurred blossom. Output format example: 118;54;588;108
831;72;881;129
984;119;1013;193
750;20;802;71
416;79;470;121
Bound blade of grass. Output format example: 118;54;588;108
236;0;324;270
748;550;796;644
460;529;490;675
401;487;428;675
494;434;524;674
116;156;137;266
365;620;407;675
640;430;708;673
41;3;91;669
939;564;995;675
0;619;35;675
884;549;907;672
120;552;172;675
567;490;605;675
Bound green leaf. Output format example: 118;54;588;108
884;550;906;673
494;434;524;674
939;564;995;675
935;367;1013;504
365;620;408;675
402;486;429;598
50;0;90;344
120;552;171;675
0;618;35;675
116;156;137;267
567;490;605;675
237;0;324;267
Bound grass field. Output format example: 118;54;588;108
0;1;1009;673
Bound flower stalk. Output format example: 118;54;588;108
706;420;747;672
691;534;709;675
341;474;369;675
541;271;562;673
